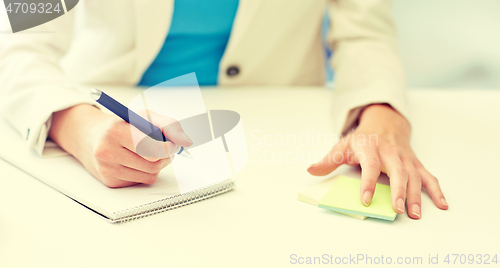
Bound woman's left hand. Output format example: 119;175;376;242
307;104;449;219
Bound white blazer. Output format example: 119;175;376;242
0;0;408;156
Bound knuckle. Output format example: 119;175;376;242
110;119;125;130
96;165;112;179
394;167;408;179
397;187;408;196
421;172;438;184
148;160;164;174
407;197;421;205
102;179;122;188
162;118;181;130
105;121;121;137
401;152;415;162
411;174;422;183
414;161;424;169
142;173;158;184
96;169;120;188
143;156;161;162
428;175;439;183
93;146;112;162
365;159;381;170
368;135;379;146
405;191;418;200
379;145;396;156
361;184;376;193
385;137;399;148
164;117;179;125
105;120;128;141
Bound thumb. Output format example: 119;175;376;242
307;136;350;176
139;110;194;148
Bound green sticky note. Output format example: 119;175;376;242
318;176;398;221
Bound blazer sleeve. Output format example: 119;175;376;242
0;11;94;156
328;0;410;135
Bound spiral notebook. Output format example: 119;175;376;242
0;119;234;223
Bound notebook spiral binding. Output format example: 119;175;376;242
110;179;235;223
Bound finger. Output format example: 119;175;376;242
357;146;381;206
405;162;422;219
115;147;172;174
93;162;140;188
419;167;448;210
141;143;177;162
93;133;170;167
109;164;162;185
307;137;350;176
127;123;179;160
103;120;136;152
109;120;148;154
147;111;193;147
381;153;408;214
102;179;138;188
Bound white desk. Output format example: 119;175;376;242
1;87;499;267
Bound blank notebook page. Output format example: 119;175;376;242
0;118;229;221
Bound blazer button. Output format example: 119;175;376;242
226;66;240;76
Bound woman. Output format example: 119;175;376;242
0;0;448;219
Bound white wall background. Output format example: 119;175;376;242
393;0;500;89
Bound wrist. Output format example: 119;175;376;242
49;104;106;158
360;103;393;120
357;103;411;137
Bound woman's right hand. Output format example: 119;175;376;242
49;104;193;188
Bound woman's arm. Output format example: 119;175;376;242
311;0;448;218
0;9;93;155
328;0;408;134
0;9;191;188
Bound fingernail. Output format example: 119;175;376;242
362;191;372;206
307;163;318;171
441;197;448;207
396;198;405;213
181;132;193;144
411;204;421;218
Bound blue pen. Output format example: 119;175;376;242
90;88;192;158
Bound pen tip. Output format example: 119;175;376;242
90;88;102;100
182;149;193;159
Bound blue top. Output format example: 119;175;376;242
138;0;239;86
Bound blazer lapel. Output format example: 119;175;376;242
223;0;263;58
133;0;174;83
